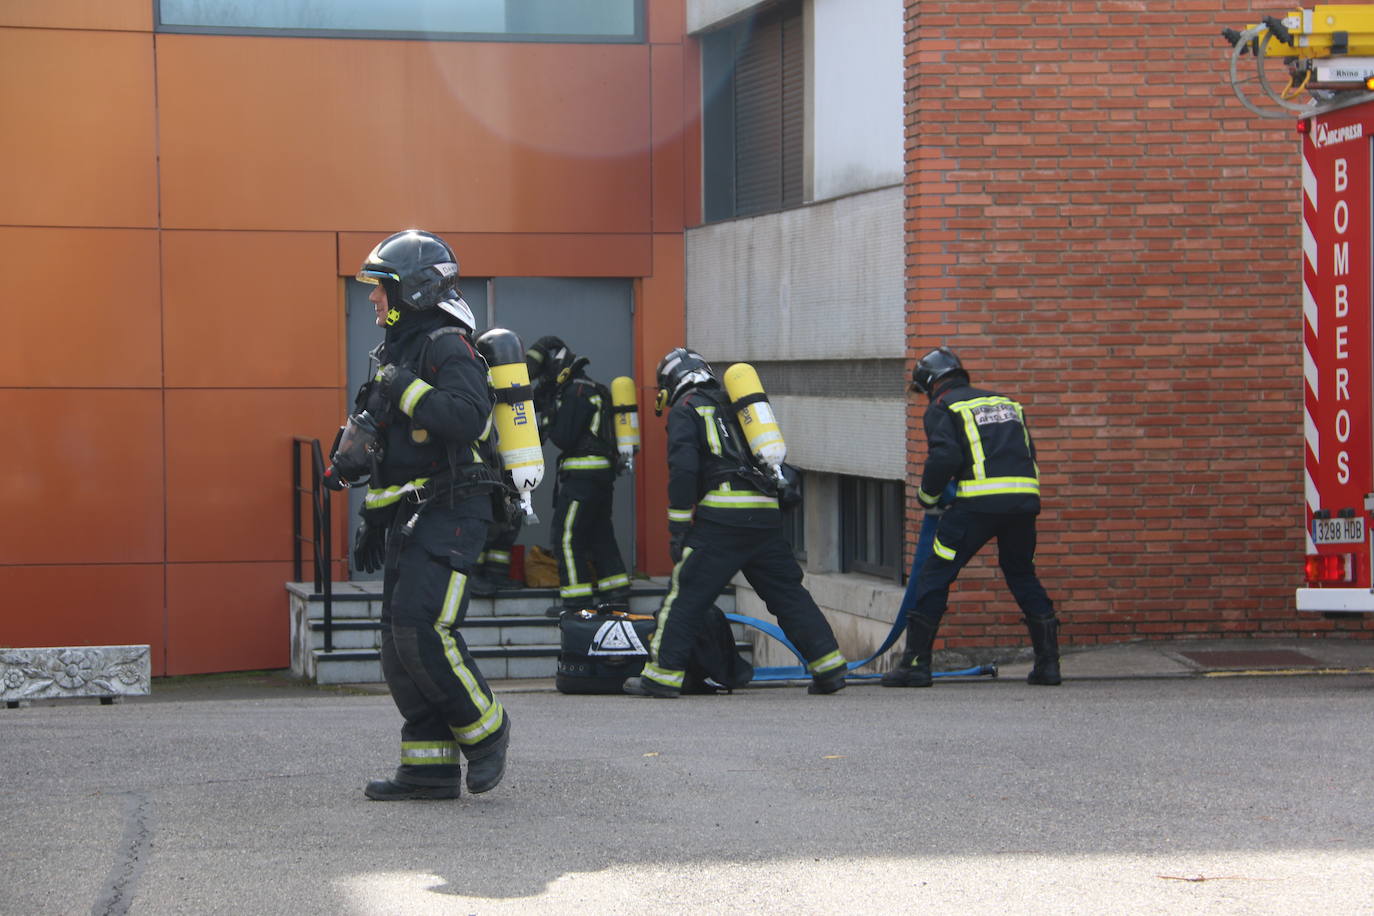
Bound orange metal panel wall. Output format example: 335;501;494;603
0;566;165;661
0;28;157;227
0;0;150;31
156;35;653;234
0;389;165;565
163;231;341;388
0;228;162;388
0;5;695;674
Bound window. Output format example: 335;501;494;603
701;1;804;221
157;0;644;42
840;476;903;581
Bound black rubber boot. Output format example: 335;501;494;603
623;676;680;698
364;766;461;801
463;727;510;795
595;588;632;613
1025;615;1062;686
807;669;847;695
881;616;938;688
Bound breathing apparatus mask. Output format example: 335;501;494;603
324;410;385;490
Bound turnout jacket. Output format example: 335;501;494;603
362;311;497;518
547;374;617;482
666;385;779;530
918;382;1040;515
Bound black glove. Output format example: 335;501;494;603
353;520;387;574
668;521;690;564
377;363;421;412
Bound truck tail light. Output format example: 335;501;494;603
1305;553;1355;584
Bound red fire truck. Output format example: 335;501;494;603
1226;7;1374;612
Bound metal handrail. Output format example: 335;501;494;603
291;437;334;652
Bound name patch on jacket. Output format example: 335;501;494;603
972;403;1018;426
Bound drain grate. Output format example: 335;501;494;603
1179;649;1318;668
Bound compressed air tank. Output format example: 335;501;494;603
722;363;787;484
475;328;544;519
610;376;640;472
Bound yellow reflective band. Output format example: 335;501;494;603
933;538;957;561
808;650;847;675
640;662;685;688
955;477;1040;498
650;545;692;660
589;394;604;436
562;456;613;470
364;478;431;509
597;573;631;591
700;487;778;510
400;741;458;765
452;699;506;746
399;378;434;417
485;550;510;563
667;508;694;523
696;405;722;454
917;488;941;507
438;570;467;628
559;501;589;594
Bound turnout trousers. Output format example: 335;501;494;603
641;519;846;691
551;474;630;608
911;505;1055;627
380;502;509;786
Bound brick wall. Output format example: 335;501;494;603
903;1;1374;646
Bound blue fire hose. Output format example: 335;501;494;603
727;485;997;683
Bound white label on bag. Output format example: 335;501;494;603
588;620;648;656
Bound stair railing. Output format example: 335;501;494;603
291;437;334;651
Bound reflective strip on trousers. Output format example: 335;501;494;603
807;650;847;675
641;662;685;688
401;740;458;766
432;570;506;746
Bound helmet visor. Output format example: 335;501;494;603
356;267;400;286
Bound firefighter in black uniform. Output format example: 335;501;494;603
882;346;1061;688
331;229;512;799
623;348;849;698
524;336;632;616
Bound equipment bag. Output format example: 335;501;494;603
554;606;754;695
555;611;657;694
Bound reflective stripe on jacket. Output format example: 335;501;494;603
919;384;1041;515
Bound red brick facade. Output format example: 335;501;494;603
903;1;1374;646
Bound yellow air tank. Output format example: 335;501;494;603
610;376;640;473
723;363;787;484
476;328;544;519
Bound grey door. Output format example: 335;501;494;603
484;277;636;573
344;276;636;578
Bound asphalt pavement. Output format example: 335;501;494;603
3;637;1372;915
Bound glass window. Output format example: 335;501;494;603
840;475;903;581
157;0;644;42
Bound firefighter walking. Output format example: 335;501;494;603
883;346;1061;688
332;229;512;799
624;348;848;698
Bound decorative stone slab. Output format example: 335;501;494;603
1;645;151;707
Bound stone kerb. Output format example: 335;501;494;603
1;645;151;707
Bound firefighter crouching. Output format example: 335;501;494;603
525;336;632;616
623;348;849;698
883;346;1061;688
330;229;512;800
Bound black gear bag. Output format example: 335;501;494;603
555;606;753;695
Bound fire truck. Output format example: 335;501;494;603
1225;6;1374;612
